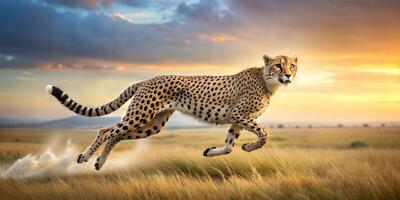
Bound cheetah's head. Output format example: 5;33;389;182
262;55;298;87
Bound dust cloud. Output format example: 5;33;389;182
2;139;148;179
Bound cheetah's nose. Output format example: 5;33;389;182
284;74;291;79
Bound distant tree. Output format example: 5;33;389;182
362;123;369;128
277;124;284;128
337;124;344;128
308;125;312;129
295;125;300;129
381;123;385;127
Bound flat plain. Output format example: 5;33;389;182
0;126;399;200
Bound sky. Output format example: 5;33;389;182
0;0;399;124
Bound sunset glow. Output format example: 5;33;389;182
0;0;399;124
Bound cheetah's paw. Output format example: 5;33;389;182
203;146;217;157
241;143;254;152
94;157;106;171
77;153;89;163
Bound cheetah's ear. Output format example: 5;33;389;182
293;56;298;63
263;55;273;65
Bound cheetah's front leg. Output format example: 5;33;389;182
233;116;268;152
203;124;242;157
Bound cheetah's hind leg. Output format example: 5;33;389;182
94;110;175;170
94;136;123;170
77;125;115;163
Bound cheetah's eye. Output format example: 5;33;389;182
275;64;282;69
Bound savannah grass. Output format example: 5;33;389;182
0;127;399;200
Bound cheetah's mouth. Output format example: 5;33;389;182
278;78;291;85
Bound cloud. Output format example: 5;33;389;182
292;67;400;95
0;0;174;68
0;0;247;69
226;0;400;56
0;0;399;70
105;12;134;23
198;33;237;43
176;0;233;24
40;0;151;10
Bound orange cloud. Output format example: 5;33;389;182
198;33;237;43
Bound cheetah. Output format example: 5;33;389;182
46;55;298;170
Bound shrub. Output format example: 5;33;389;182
350;140;367;148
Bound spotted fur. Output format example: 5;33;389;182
47;55;298;170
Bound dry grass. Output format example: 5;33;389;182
0;127;399;200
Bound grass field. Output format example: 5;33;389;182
0;126;399;200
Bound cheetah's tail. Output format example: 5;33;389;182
45;84;139;117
